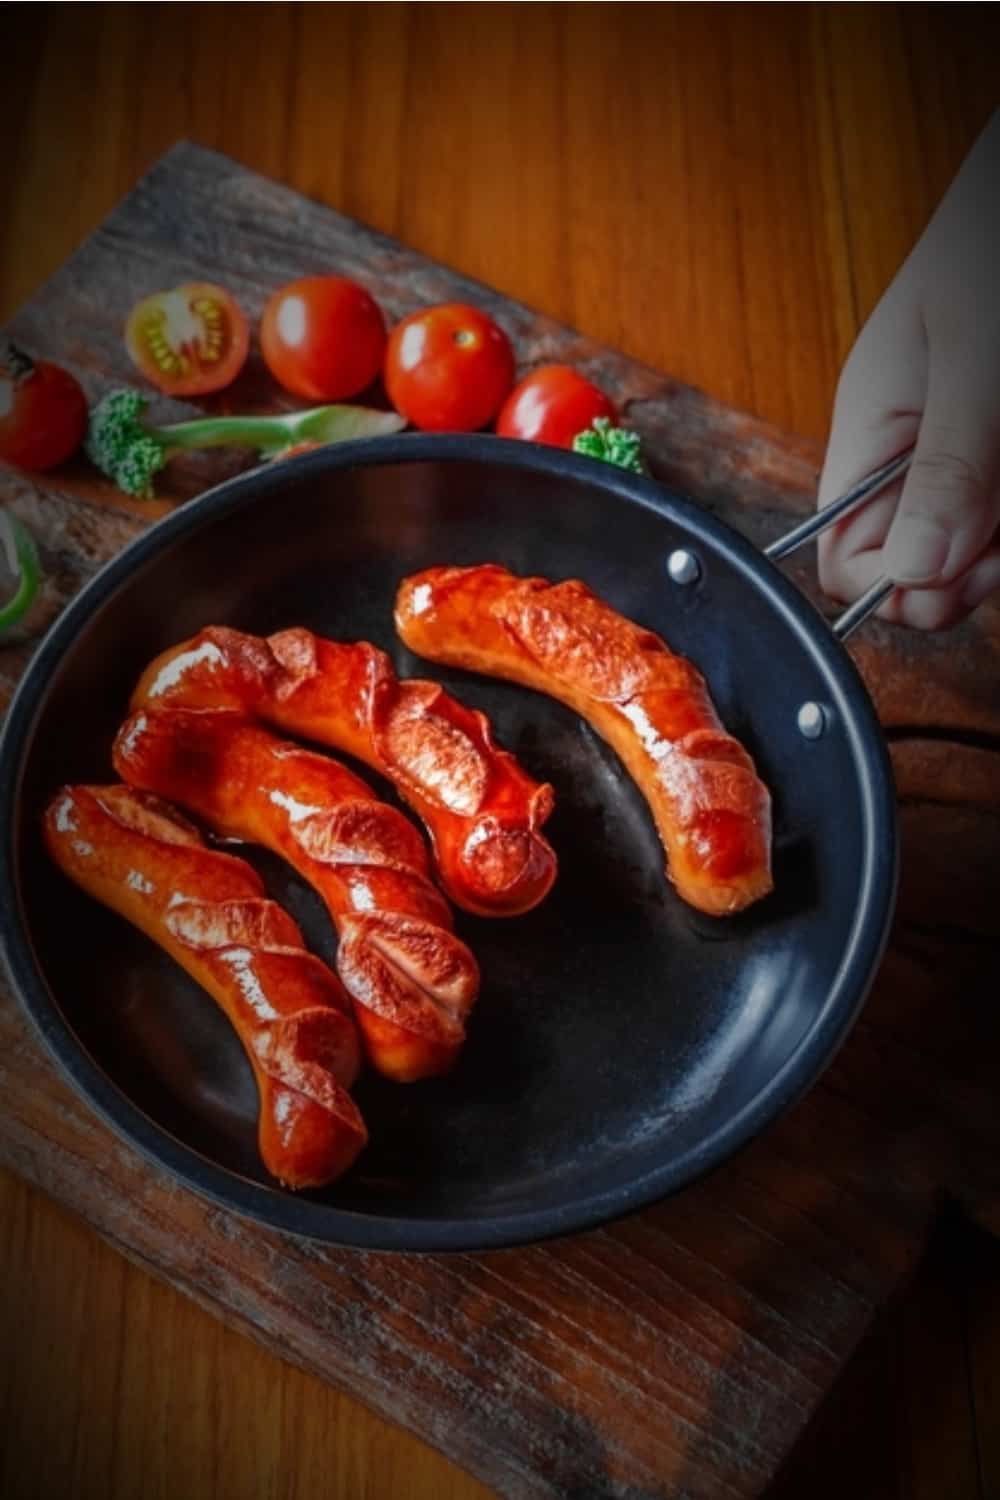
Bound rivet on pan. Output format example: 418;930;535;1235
797;702;827;740
667;549;701;585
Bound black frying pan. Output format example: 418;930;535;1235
0;435;897;1250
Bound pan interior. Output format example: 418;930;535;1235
10;452;886;1229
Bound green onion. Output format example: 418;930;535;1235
86;389;406;500
0;511;41;635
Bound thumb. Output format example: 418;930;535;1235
882;356;1000;587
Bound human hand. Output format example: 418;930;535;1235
817;110;1000;630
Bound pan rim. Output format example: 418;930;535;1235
0;433;898;1251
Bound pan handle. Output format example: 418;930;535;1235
762;449;913;641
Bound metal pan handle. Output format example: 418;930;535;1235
762;449;913;640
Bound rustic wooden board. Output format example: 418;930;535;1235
1;141;998;1500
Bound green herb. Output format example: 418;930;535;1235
0;511;41;636
572;416;646;475
85;389;406;499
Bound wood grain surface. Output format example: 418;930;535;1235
2;6;999;1499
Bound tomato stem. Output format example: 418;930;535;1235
0;339;35;384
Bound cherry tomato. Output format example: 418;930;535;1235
0;343;87;471
125;282;249;397
384;304;515;432
261;276;387;402
495;365;616;449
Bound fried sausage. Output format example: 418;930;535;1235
112;709;480;1081
131;626;556;918
43;784;367;1189
395;565;773;916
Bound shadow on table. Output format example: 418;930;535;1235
766;1206;996;1500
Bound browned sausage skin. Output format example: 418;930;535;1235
395;565;773;916
43;784;367;1189
131;626;557;918
112;709;480;1082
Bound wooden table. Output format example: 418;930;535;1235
2;6;999;1498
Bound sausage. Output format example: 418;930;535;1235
395;565;773;916
112;708;480;1081
43;784;367;1189
131;626;556;918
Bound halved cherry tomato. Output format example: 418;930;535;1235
0;343;87;471
384;304;515;432
125;283;250;397
261;276;387;402
496;365;616;448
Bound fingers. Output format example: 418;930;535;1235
887;546;1000;629
814;112;1000;631
817;485;903;602
881;347;1000;587
816;292;924;604
816;296;923;517
957;549;1000;616
816;303;1000;626
821;543;1000;630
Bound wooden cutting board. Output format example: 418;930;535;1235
2;141;998;1500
